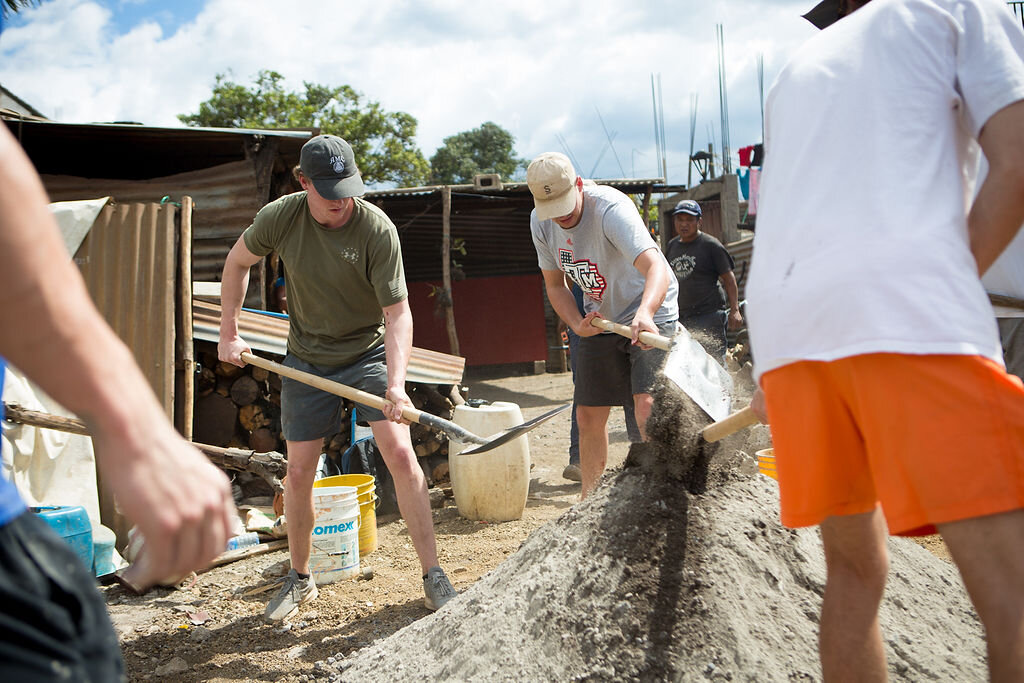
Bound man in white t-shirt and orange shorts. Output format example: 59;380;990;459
747;0;1024;679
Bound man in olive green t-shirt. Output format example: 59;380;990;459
219;135;456;622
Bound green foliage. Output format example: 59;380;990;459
428;122;524;185
3;0;40;19
179;70;429;187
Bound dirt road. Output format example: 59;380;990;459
106;369;640;682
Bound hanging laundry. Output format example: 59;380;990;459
751;143;764;167
738;167;750;200
741;145;757;166
748;168;761;216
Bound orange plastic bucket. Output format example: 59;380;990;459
756;448;777;480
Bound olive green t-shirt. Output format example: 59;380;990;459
242;192;408;366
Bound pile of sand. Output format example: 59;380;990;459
335;385;986;681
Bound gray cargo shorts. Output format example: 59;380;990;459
574;321;678;406
279;346;388;442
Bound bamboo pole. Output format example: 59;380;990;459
441;186;461;356
180;196;196;441
2;403;285;492
2;404;89;435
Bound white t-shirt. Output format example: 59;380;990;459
747;0;1024;380
531;183;678;326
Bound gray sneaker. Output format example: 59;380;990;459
265;569;318;623
423;566;457;611
562;464;582;482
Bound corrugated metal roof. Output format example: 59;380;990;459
366;178;663;200
3;116;311;180
192;299;465;385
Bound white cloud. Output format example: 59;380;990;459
0;0;818;184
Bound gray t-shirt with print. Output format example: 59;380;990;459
531;183;678;326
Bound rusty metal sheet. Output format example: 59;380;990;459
726;235;754;303
192;299;465;385
74;202;177;417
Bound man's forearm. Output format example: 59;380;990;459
722;272;740;311
219;255;251;341
972;100;1024;275
549;285;585;331
383;305;413;388
637;256;670;319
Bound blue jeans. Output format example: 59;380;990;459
567;328;642;466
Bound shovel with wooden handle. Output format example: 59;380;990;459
700;405;759;442
588;318;733;422
240;352;570;456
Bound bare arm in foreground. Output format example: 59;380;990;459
0;125;235;589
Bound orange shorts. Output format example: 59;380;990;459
761;354;1024;536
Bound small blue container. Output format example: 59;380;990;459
92;524;118;577
32;505;94;572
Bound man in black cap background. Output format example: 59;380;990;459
219;134;456;622
663;199;743;362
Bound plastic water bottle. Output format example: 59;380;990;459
226;532;260;552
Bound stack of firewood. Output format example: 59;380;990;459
191;343;466;484
193;349;284;452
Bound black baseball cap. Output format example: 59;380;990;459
299;135;365;200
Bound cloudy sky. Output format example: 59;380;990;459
0;0;820;186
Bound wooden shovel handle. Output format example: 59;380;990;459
701;405;760;443
240;352;425;424
589;318;673;351
239;352;487;446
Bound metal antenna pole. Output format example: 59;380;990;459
650;74;662;181
658;74;668;181
757;53;765;144
595;106;625;177
716;23;732;175
688;93;698;187
555;133;583;177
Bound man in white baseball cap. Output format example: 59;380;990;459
527;152;678;499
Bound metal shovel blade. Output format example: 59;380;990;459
661;325;733;423
458;403;571;455
588;318;733;423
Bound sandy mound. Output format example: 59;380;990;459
335;384;986;681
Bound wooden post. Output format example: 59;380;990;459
641;187;653;231
180;197;196;441
441;186;460;357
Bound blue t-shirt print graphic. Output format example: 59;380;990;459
0;357;27;526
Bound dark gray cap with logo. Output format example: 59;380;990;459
671;199;703;217
300;135;366;200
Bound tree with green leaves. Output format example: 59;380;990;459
428;122;524;185
179;70;430;188
3;0;39;19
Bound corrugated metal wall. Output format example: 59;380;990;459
373;192;538;282
73;202;178;417
727;235;754;303
41;159;267;299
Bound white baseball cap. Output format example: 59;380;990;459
527;152;579;220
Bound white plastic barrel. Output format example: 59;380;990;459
309;485;360;585
448;401;530;522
